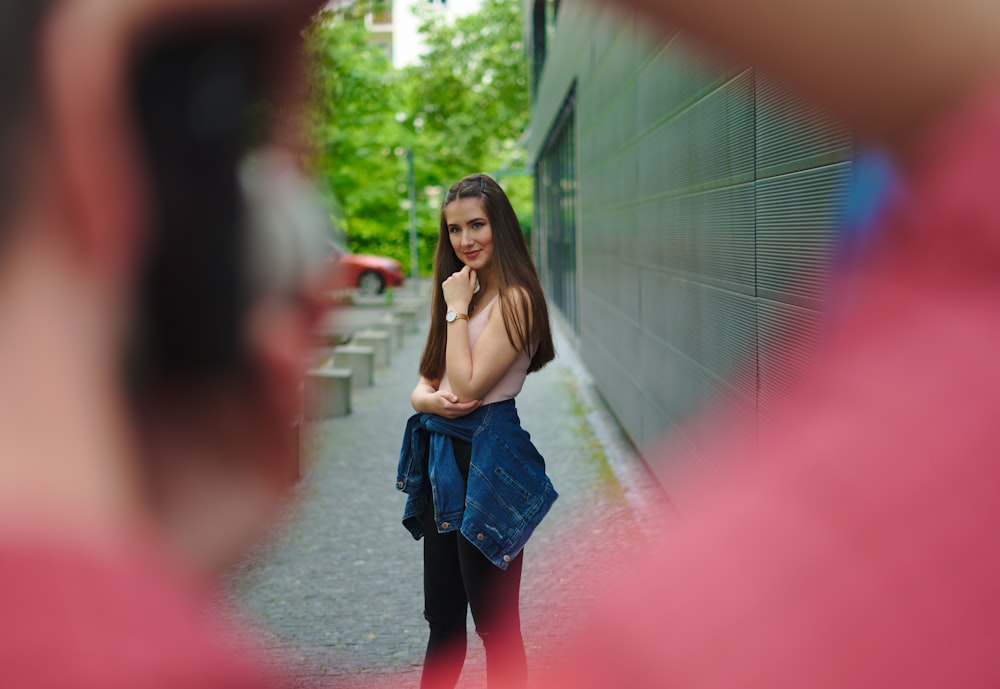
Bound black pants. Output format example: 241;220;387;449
420;439;527;689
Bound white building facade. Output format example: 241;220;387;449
374;0;484;68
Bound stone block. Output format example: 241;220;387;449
370;316;404;350
393;307;420;333
306;367;352;419
332;344;375;387
352;330;391;367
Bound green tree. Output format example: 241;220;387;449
305;5;411;263
400;0;534;268
305;0;533;272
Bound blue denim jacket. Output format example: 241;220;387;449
396;399;557;570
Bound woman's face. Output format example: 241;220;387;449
445;197;494;274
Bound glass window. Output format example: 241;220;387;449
536;87;578;334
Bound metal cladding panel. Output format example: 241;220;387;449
585;277;640;362
639;390;673;450
756;163;851;309
601;16;644;104
581;138;638;213
584;339;645;448
578;150;601;212
640;270;757;404
756;298;823;424
756;75;853;178
637;324;755;453
637;333;714;446
689;372;758;450
587;7;622;76
581;291;645;444
614;143;640;210
531;8;853;469
577;15;629;136
636;37;745;136
581;207;613;255
581;211;613;296
617;201;642;271
636;182;755;293
637;331;688;424
613;248;642;320
586;89;639;183
636;69;755;200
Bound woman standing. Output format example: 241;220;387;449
397;173;557;689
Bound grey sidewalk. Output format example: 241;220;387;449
225;299;665;688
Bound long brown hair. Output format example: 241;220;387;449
419;173;554;381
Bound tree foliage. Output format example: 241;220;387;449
305;5;409;261
306;0;533;272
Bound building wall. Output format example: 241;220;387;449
525;1;852;475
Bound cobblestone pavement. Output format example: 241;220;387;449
224;298;667;688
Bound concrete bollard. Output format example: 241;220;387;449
331;344;375;387
352;330;391;367
318;325;350;348
393;307;420;333
305;367;352;419
370;316;404;351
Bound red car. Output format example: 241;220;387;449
328;240;405;295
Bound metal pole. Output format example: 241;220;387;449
406;148;420;296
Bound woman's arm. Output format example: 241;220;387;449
443;271;531;402
618;0;1000;159
411;376;482;418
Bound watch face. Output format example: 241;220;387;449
446;309;456;323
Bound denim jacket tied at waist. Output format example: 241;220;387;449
396;399;557;570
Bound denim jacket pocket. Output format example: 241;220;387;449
490;465;534;520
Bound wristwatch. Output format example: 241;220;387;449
445;309;469;324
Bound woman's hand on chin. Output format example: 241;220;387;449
442;265;477;313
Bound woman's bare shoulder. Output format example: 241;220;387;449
493;286;536;345
499;285;532;309
495;286;533;321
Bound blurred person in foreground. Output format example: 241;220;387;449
543;0;1000;687
0;0;327;686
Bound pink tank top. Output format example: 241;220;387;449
440;294;532;404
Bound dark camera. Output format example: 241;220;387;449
127;26;269;385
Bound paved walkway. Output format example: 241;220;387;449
225;293;666;688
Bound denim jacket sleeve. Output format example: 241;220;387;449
461;415;557;569
395;412;476;543
395;414;431;541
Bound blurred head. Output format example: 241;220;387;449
0;0;329;572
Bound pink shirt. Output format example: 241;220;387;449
0;541;284;689
441;294;531;405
